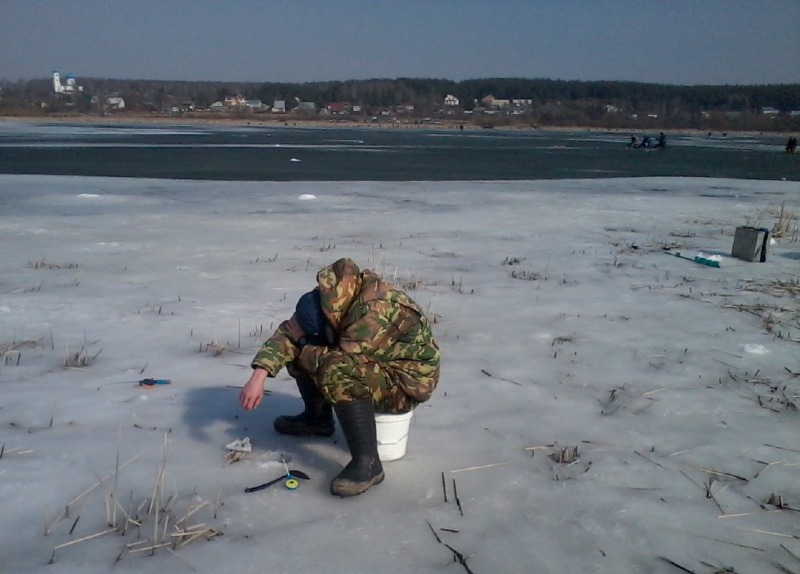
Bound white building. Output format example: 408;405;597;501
444;94;460;107
52;71;83;95
106;96;125;110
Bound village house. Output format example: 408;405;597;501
324;102;351;115
224;94;246;107
245;99;265;111
105;96;125;111
444;94;460;107
295;101;317;113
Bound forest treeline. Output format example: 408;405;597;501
2;76;799;131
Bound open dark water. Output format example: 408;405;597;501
0;122;797;181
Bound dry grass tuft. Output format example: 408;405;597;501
47;436;224;567
63;339;103;368
29;257;81;270
64;347;100;368
502;256;526;266
1;337;42;355
509;269;543;281
745;202;799;241
772;202;798;240
201;341;243;357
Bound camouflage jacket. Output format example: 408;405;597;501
251;258;440;402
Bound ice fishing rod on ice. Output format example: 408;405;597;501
96;378;172;390
662;249;721;268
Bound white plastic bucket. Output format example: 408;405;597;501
375;410;414;461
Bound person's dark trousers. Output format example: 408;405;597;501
330;399;385;497
273;376;335;437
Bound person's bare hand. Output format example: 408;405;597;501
239;368;268;411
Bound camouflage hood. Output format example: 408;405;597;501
316;257;384;331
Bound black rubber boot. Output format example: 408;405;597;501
273;377;334;437
330;399;384;497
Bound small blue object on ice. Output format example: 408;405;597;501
692;255;720;268
665;250;721;268
139;378;171;387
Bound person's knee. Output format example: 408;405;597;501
317;357;370;403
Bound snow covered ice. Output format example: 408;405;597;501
0;174;798;573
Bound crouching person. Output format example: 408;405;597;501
239;258;440;497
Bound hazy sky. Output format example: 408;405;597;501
2;0;798;86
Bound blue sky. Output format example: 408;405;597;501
1;0;798;85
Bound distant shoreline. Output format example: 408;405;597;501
0;113;791;139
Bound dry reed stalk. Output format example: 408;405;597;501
662;526;764;551
176;528;221;548
153;495;159;549
479;369;521;385
120;512;135;536
678;470;725;513
52;527;117;550
634;450;666;469
68;516;80;535
658;556;697;573
684;462;748;482
1;447;35;457
162;493;176;514
669;448;694;456
452;479;463;516
171;527;206;538
427;521;442;544
111;429;121;527
104;486;112;526
148;434;170;516
523;444;556;452
162;514;171;544
113;546;127;565
765;444;800;454
175;502;209;529
213;488;223;520
128;542;172;554
177;534;205;548
753;460;786;479
450;462;507;473
781;544;800;563
718;510;783;519
735;527;800;539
